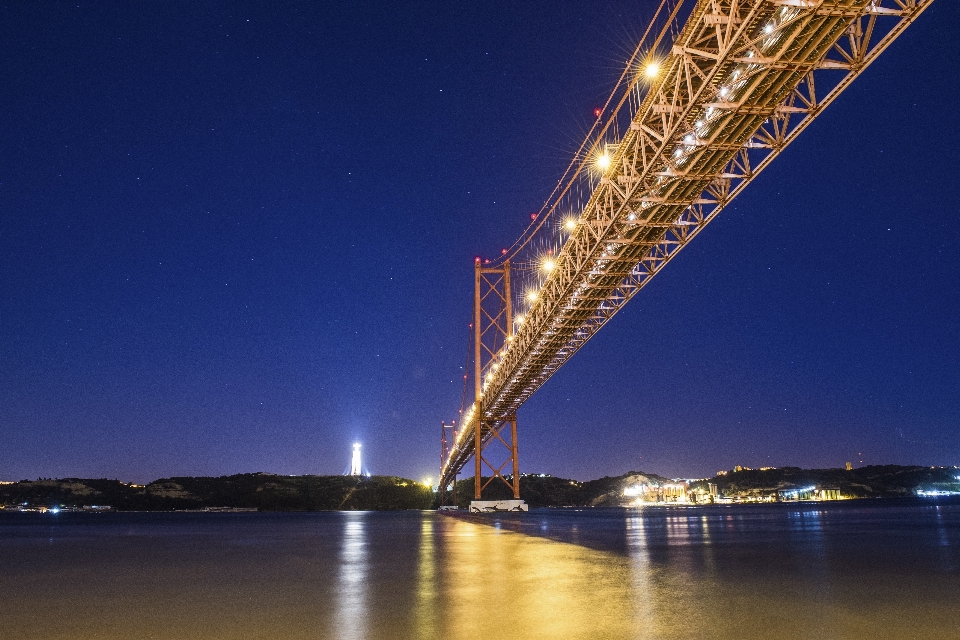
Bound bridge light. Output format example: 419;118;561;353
564;218;577;232
596;152;611;172
644;61;660;79
764;23;774;34
542;258;556;273
527;291;538;303
516;315;525;324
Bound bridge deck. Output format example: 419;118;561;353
440;0;931;489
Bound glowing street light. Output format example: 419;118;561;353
644;61;660;79
564;218;577;232
596;152;611;172
542;258;556;273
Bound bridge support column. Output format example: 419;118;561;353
510;416;519;499
439;421;458;507
474;411;483;500
473;414;522;502
466;258;526;510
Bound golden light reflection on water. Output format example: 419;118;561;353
1;510;959;639
437;516;640;639
414;514;440;639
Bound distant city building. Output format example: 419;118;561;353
350;443;362;476
846;462;853;471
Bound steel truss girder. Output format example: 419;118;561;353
440;0;932;489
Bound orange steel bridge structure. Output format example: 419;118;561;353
438;0;933;504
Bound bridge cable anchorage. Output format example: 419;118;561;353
440;0;934;494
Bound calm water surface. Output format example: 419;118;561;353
1;499;958;639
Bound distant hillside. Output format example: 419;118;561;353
0;474;434;511
3;465;956;512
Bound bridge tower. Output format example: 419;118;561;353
472;258;523;508
439;420;458;506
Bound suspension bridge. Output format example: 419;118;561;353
438;0;933;509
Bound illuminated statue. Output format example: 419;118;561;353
350;443;362;476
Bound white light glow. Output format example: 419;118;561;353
350;443;362;476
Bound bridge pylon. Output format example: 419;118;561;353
472;259;522;505
439;420;458;507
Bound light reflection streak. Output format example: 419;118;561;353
626;514;658;638
699;514;717;573
336;512;369;640
934;505;955;572
414;515;440;639
787;508;832;613
444;516;639;638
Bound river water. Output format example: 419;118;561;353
1;499;958;639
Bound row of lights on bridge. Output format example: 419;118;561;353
454;12;790;464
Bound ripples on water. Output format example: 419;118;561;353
1;499;958;639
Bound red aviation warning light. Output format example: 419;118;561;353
593;107;602;118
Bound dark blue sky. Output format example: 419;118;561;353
2;1;958;483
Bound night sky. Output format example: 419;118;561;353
2;1;958;484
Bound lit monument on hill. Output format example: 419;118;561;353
350;443;362;476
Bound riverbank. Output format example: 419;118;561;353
3;464;957;511
0;473;434;511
